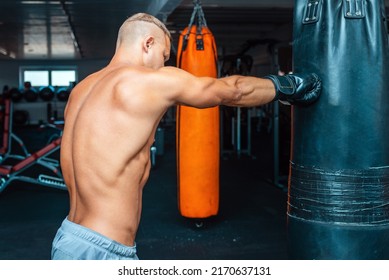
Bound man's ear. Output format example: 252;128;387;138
143;36;154;53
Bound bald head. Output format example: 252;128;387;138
116;13;172;49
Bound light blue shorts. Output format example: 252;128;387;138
51;217;138;260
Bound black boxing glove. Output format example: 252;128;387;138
264;73;321;106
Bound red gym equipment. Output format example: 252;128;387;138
0;97;66;193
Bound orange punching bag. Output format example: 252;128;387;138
176;3;219;219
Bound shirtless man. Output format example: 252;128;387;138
51;13;321;260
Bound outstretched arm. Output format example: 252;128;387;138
155;67;321;108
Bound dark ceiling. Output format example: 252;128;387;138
0;0;388;61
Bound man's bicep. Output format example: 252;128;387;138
175;76;225;108
158;67;220;108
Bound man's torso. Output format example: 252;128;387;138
61;64;168;246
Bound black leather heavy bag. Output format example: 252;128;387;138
289;0;389;259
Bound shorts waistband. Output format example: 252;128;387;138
60;217;137;258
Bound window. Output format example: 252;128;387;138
20;67;77;87
51;70;76;87
24;70;49;86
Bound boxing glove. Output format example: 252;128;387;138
264;73;321;106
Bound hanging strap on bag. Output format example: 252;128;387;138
181;0;208;52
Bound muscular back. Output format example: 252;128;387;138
61;64;170;246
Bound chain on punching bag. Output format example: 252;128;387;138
176;2;219;219
289;0;389;259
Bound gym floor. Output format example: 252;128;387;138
0;122;289;260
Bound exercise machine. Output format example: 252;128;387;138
0;97;65;193
0;137;65;193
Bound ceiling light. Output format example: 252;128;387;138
21;1;60;4
0;47;7;55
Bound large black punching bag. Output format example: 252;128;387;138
289;0;389;259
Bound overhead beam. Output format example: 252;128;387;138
147;0;183;22
179;0;293;8
60;0;83;58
